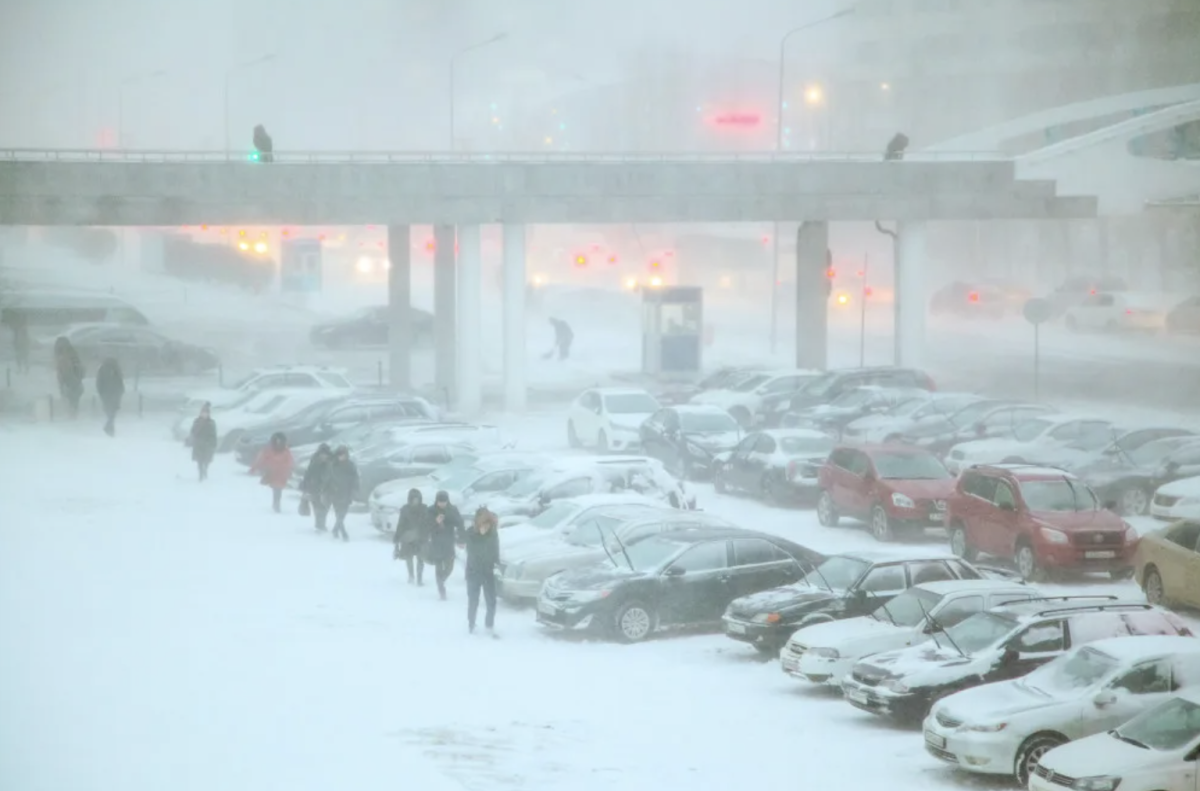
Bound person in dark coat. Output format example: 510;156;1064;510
463;506;500;635
321;445;359;542
393;489;429;584
53;336;84;418
188;402;218;481
95;357;125;436
251;432;294;512
884;132;909;161
424;490;463;600
546;317;574;360
300;443;334;532
252;124;274;163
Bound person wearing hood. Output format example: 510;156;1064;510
424;490;463;600
53;336;84;418
189;402;218;481
463;506;501;635
95;357;125;436
250;432;294;513
300;443;334;532
321;445;359;542
393;489;429;584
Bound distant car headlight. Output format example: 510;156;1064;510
1070;777;1121;791
808;647;839;659
1040;527;1069;545
891;492;916;508
963;721;1008;733
882;678;909;694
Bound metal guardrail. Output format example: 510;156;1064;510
0;148;1010;164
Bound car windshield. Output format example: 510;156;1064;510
872;452;950;480
732;374;770;392
318;373;353;388
230;372;261;389
604;393;660;414
1020;478;1098;511
872;587;941;627
526;502;580;529
803;556;870;592
564;514;628;547
615;536;692;570
1073;426;1117;452
290;399;341;422
890;397;930;417
1019;646;1119;696
779;435;836;456
504;469;555;498
800;372;839;398
1114;697;1200;751
247;396;287;415
915;396;977;420
681;411;739;433
949;401;1000;427
436;467;487;491
1129;437;1199;466
943;612;1019;654
1012;418;1054;442
830;389;873;408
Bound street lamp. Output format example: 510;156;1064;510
769;5;855;355
224;53;276;155
117;69;167;147
449;32;507;150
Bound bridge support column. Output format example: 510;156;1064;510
433;224;457;404
794;221;828;370
895;221;928;369
455;224;483;415
387;224;412;391
502;224;527;412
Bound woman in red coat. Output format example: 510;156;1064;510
250;432;294;512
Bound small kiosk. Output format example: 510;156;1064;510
280;238;323;293
641;285;703;379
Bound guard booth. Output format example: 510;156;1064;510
641;286;703;379
280;238;323;293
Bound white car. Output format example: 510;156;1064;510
182;365;356;412
1151;476;1200;522
498;494;670;555
1064;291;1176;333
782;579;1034;686
925;635;1200;786
1030;687;1200;791
566;387;661;451
211;389;340;452
689;369;819;428
840;392;983;444
945;415;1115;473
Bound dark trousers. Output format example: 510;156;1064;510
102;402;118;436
197;460;210;481
312;497;330;531
271;487;283;512
331;501;350;539
405;555;425;583
434;556;455;597
466;569;497;629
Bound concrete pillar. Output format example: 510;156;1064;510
386;224;412;391
794;221;829;370
456;224;483;415
895;221;928;370
502;224;527;412
433;224;457;401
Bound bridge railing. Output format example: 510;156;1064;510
0;148;1008;164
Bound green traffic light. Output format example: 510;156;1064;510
247;151;260;162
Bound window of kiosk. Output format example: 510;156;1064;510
659;303;700;335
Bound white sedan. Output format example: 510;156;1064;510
567;387;661;451
944;415;1114;473
209;389;341;452
1151;475;1200;522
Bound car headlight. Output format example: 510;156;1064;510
1071;777;1121;791
568;589;611;603
1040;526;1069;545
883;678;909;693
963;722;1008;733
891;492;916;508
752;612;783;624
808;647;839;659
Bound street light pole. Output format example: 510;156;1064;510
449;33;507;151
768;6;856;355
224;53;276;156
118;69;167;148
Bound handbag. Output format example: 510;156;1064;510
298;495;312;517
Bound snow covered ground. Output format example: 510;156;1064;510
1;410;1186;791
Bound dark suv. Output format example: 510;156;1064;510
948;464;1138;581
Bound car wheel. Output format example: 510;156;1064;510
613;601;655;643
597;430;609;453
1015;541;1044;582
949;525;977;562
1119;486;1150;516
728;406;751;429
567;421;581;448
870;505;895;542
1014;733;1067;786
816;490;839;527
713;466;728;493
1143;567;1166;605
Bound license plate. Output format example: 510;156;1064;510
538;602;557;617
929;512;946;523
925;731;946;750
1085;550;1116;559
847;688;868;704
727;622;747;635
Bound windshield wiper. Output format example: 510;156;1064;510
805;562;838;592
916;599;967;658
596;522;635;571
1061;475;1084;510
1108;730;1150;750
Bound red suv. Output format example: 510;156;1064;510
816;445;957;542
947;464;1138;581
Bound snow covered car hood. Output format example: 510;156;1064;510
950;437;1027;459
859;642;979;682
936;678;1063;722
507;543;605;573
498;528;563;561
729;584;839;616
684;431;741;453
690;390;753;409
548;563;644;592
845;413;907;432
607;414;654;433
1034;732;1168;780
790;615;911;652
1156;475;1200;499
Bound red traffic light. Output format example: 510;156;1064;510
968;291;980;303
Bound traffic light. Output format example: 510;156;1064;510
247;150;261;162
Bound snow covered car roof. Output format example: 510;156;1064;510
1079;634;1200;663
911;579;1030;597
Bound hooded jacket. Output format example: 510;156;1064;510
252;433;294;488
54;337;84;397
96;358;125;407
394;489;429;547
300;444;333;496
321;452;360;507
463;507;500;574
425;491;463;563
190;411;218;461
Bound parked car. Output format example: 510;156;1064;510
62;323;220;375
712;428;836;505
924;635;1200;785
944;414;1116;474
1055;426;1198;473
898;400;1057;456
535;527;824;642
1135;519;1200;610
764;366;938;427
1064;291;1175;333
840;596;1192;724
948;463;1139;581
1166;294;1200;334
638;405;742;479
482;457;693;519
183;365;355;412
782;578;1034;685
690;368;820;428
816;445;958;541
1151;476;1200;522
210;389;343;452
781;386;930;437
840;392;983;445
497;496;671;557
566;387;661;451
1075;435;1200;515
1029;688;1200;791
722;550;1008;654
308;305;434;348
353;437;488;504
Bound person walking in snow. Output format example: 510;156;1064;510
393;489;429;584
53;336;84;418
463;506;500;635
544;317;574;360
300;443;334;532
321;445;358;541
189;402;218;481
424;490;463;600
95;357;125;436
251;432;294;513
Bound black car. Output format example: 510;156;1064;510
535;527;824;643
639;405;743;479
761;366;937;427
897;400;1054;456
1075;434;1200;515
233;395;438;464
841;597;1192;724
721;551;1007;653
781;386;930;437
712;428;836;504
309;305;434;349
63;323;220;375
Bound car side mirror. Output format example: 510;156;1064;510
664;566;686;578
1093;690;1118;708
